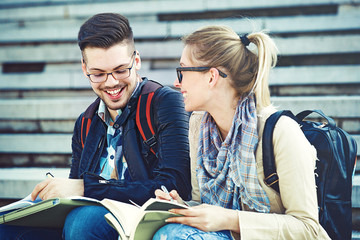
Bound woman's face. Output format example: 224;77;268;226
174;45;210;112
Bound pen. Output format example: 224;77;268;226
46;172;54;178
161;185;174;202
129;199;141;208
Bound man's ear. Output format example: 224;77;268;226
134;51;141;71
81;58;88;77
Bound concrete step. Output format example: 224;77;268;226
353;175;360;208
1;167;359;201
2;35;360;62
0;0;355;23
0;65;358;91
353;230;360;240
1;96;358;121
0;167;70;199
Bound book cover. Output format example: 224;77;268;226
0;197;99;228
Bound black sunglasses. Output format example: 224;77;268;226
176;67;227;83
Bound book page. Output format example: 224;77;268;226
100;199;141;236
102;198;188;239
0;193;42;214
104;213;128;240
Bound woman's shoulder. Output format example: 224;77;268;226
257;106;276;139
189;111;205;125
190;111;206;118
258;107;314;164
257;106;301;139
189;111;205;135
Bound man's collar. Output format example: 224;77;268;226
126;77;148;108
97;101;121;126
97;79;144;125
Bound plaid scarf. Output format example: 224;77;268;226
197;93;270;212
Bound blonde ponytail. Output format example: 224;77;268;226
183;26;278;110
248;32;278;109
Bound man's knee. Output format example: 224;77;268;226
63;205;117;240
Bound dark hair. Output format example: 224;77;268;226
78;13;134;51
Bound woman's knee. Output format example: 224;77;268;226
153;223;232;240
153;223;183;240
152;224;202;240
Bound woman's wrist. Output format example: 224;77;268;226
224;208;240;233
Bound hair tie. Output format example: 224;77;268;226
240;34;250;47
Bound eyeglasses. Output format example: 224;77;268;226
85;51;136;83
176;67;227;83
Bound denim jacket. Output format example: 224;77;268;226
69;78;191;205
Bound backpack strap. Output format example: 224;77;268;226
262;110;296;194
81;98;101;148
136;80;162;156
296;109;338;140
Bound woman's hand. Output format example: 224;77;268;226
166;204;240;233
154;189;184;205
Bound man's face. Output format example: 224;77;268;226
81;43;141;114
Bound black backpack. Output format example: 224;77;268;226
262;109;357;240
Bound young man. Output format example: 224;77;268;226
0;13;191;239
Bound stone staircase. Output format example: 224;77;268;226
0;0;359;237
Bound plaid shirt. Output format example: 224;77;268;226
197;93;270;212
96;82;140;180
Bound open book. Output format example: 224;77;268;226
0;195;187;239
102;198;188;240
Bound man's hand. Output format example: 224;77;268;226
31;178;84;201
166;204;240;233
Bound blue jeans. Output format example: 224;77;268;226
0;206;118;240
63;205;118;240
152;223;233;240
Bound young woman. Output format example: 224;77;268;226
153;26;330;239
